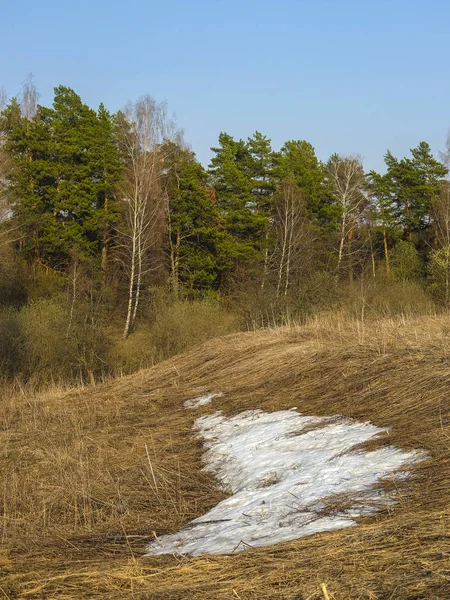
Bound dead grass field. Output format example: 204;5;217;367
1;314;450;599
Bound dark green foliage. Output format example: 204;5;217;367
246;131;276;213
383;143;447;245
162;142;225;296
368;169;400;268
209;132;267;267
391;240;423;281
1;78;449;385
0;97;22;134
6;87;122;271
369;143;447;275
274;140;338;232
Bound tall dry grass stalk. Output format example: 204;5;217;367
1;313;449;598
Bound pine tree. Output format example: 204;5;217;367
368;170;399;274
6;87;122;271
162;142;224;297
209;133;266;270
91;104;122;278
245;132;276;286
383;143;447;246
246;131;276;213
274;140;337;233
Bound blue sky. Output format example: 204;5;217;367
2;0;450;171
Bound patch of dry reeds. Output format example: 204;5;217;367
1;314;450;598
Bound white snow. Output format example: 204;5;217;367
184;392;223;409
147;408;425;556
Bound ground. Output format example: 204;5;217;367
1;315;449;599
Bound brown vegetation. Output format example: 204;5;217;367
1;314;450;598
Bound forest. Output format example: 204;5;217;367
1;77;450;388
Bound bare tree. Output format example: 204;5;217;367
19;73;39;121
0;90;15;238
117;95;179;338
271;176;314;296
327;154;367;275
0;88;6;114
431;181;450;248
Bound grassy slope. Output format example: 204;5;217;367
1;315;450;599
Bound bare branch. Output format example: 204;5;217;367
20;73;39;121
117;95;181;338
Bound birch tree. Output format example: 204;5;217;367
272;176;313;296
117;95;179;338
428;182;450;304
327;154;367;275
0;96;20;243
432;181;450;248
19;73;39;121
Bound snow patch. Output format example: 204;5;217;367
184;392;223;410
147;408;425;556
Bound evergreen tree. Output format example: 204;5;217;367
368;170;399;273
0;97;23;134
246;131;276;213
92;104;122;278
209;132;266;269
6;87;122;271
383;142;447;246
275;140;337;233
162;142;224;297
245;132;277;286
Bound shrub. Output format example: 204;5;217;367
390;241;423;282
339;276;435;320
427;246;450;305
231;272;340;330
19;298;76;383
148;299;236;361
18;298;112;385
0;308;23;377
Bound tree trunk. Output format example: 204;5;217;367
284;201;295;296
277;205;289;297
101;196;109;282
383;228;390;275
337;215;346;274
348;229;353;283
261;220;270;290
123;201;138;339
130;225;143;333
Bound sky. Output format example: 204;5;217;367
2;0;450;171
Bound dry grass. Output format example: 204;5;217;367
1;313;450;598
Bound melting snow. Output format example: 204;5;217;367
147;408;424;556
184;392;223;409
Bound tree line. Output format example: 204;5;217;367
0;78;449;384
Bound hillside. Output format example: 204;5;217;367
1;315;450;599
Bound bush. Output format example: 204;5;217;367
0;241;27;307
231;272;340;330
339;276;435;320
427;246;450;305
0;308;23;377
18;298;112;386
148;299;236;361
391;241;423;282
108;329;157;376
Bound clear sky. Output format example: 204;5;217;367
2;0;450;171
